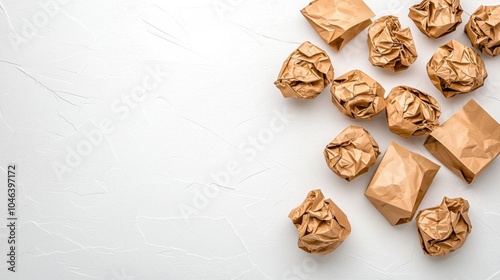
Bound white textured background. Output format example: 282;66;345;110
0;0;499;279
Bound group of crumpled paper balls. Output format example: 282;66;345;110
274;0;500;257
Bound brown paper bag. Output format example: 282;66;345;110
424;99;500;184
365;142;440;226
301;0;375;51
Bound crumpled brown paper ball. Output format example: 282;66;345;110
289;189;351;255
275;41;334;99
386;86;441;138
416;197;472;256
324;126;380;181
331;70;386;120
409;0;463;39
464;5;500;57
427;40;487;98
367;16;418;72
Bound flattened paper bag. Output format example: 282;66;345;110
301;0;375;51
424;99;500;184
365;142;440;226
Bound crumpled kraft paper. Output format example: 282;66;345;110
424;99;500;184
409;0;463;39
365;142;440;226
416;197;472;256
301;0;375;51
275;41;334;99
289;189;351;254
368;16;418;72
427;40;487;98
386;86;441;138
464;5;500;57
324;126;380;181
331;70;386;119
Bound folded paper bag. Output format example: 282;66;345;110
275;41;334;99
416;197;472;256
365;142;440;226
424;99;500;184
301;0;375;51
289;189;351;255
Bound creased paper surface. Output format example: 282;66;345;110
409;0;463;39
275;41;334;99
289;189;351;254
417;197;472;256
365;142;440;226
465;5;500;57
331;70;386;120
301;0;375;51
427;40;487;98
424;99;500;184
324;126;380;181
386;86;441;138
368;16;418;72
